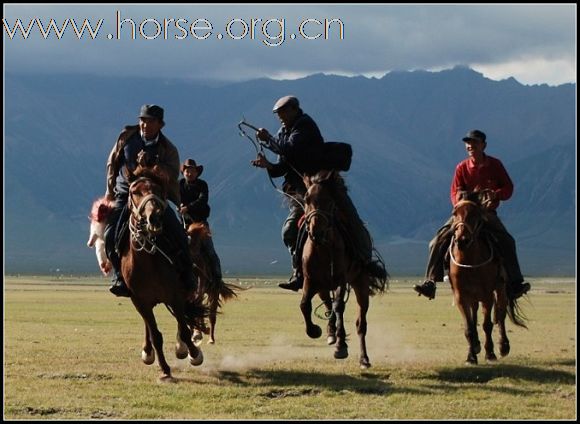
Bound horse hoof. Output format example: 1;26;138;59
327;335;337;345
334;346;349;359
207;339;215;345
189;349;204;366
142;350;155;365
486;353;498;361
360;358;371;369
500;343;510;357
307;325;322;339
466;356;478;365
175;342;188;359
158;374;175;383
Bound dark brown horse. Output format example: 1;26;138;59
301;170;388;369
449;195;527;364
121;166;204;380
185;221;242;344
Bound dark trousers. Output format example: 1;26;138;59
424;214;523;284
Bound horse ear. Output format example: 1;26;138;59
303;174;313;188
319;169;334;181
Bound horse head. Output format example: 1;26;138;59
128;167;168;237
303;170;337;244
452;200;483;250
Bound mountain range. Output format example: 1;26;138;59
4;67;576;277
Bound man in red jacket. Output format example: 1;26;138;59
414;129;531;301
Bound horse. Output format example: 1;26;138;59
448;192;527;364
120;165;205;380
185;221;242;344
300;170;388;369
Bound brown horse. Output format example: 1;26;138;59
448;195;527;364
301;170;388;369
121;166;204;380
185;221;242;344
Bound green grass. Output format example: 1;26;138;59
4;276;576;419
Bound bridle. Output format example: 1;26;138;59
449;200;494;268
304;193;336;246
128;177;173;264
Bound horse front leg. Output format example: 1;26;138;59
300;278;322;339
481;297;497;361
133;301;172;379
352;282;371;369
456;295;478;365
333;284;348;360
142;325;155;365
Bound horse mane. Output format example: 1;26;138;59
130;165;170;194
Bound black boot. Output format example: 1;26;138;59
413;280;436;300
109;271;131;297
278;271;303;292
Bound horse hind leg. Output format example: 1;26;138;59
207;300;218;344
175;306;203;367
353;282;371;369
495;287;510;357
332;285;348;360
319;291;336;345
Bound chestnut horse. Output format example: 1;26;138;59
301;170;388;368
121;166;204;380
185;221;242;344
449;194;527;364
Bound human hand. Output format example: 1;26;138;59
256;128;271;141
251;153;272;169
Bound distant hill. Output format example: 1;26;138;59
4;67;576;276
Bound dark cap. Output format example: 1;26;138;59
180;159;204;176
139;104;164;121
272;95;299;113
462;129;486;143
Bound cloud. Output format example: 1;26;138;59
3;4;576;85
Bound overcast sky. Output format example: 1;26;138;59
2;4;576;85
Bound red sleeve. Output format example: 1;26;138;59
493;159;514;201
450;162;465;206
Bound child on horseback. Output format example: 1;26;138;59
179;158;224;286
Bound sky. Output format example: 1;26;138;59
2;3;577;86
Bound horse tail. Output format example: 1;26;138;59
506;297;528;329
368;249;389;295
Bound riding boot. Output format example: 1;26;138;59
278;264;304;292
104;205;131;298
108;251;131;297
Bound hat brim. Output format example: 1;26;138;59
462;136;484;143
181;165;203;176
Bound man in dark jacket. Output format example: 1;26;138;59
251;95;386;291
104;104;197;301
179;158;224;285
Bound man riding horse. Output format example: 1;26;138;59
104;104;197;303
251;95;386;291
414;129;531;301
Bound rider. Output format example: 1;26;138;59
413;129;531;301
251;95;386;291
178;158;224;286
104;104;197;301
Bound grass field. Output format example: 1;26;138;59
4;275;577;420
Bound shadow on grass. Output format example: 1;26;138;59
201;369;429;397
431;363;576;385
